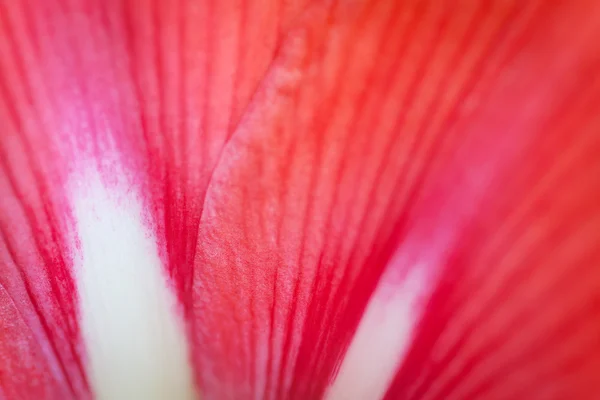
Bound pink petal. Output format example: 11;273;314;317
0;0;307;397
1;0;600;399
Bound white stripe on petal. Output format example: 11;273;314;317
71;165;196;400
325;264;428;400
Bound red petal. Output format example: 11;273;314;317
190;1;600;398
1;0;600;399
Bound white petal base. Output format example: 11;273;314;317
70;166;196;400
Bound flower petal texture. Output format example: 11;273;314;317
0;1;600;399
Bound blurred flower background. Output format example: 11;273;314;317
0;0;599;399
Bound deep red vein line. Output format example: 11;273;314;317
174;0;191;303
176;0;196;309
151;0;176;292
